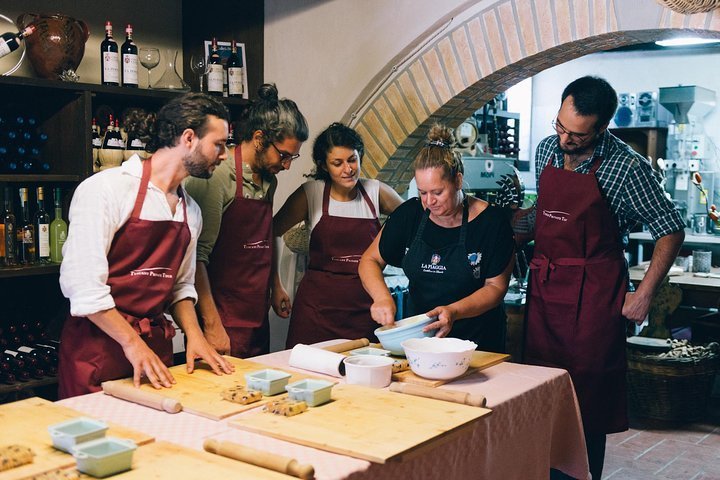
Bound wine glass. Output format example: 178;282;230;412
189;54;210;92
139;47;160;89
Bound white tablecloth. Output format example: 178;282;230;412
59;345;589;480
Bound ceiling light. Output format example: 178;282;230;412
655;37;720;47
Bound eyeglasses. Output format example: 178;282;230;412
270;142;300;164
551;118;594;142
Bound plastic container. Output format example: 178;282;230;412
72;437;136;478
244;369;292;396
401;337;477;380
374;314;437;355
285;379;334;407
343;355;394;388
48;417;108;453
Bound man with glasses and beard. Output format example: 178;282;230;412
517;76;685;479
58;93;235;398
184;83;308;358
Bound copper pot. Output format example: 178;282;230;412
16;13;89;80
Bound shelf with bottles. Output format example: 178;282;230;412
1;324;59;397
466;94;521;160
1;184;69;275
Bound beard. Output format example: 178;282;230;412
557;135;596;156
184;149;214;179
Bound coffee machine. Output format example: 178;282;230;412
659;85;719;232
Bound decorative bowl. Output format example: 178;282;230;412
72;437;136;478
48;417;108;453
374;314;437;356
343;355;394;388
348;347;391;356
17;13;89;80
244;369;292;396
401;337;477;380
285;379;334;407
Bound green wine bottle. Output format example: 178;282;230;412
49;188;68;264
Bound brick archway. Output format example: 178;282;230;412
347;0;720;192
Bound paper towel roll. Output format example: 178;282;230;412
289;344;346;377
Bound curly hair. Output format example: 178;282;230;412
309;123;364;182
235;83;309;146
124;93;229;153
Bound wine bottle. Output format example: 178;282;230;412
101;21;120;86
207;37;224;97
50;188;68;264
34;187;51;264
18;187;36;264
227;40;244;98
18;345;55;375
0;25;36;60
121;24;138;88
2;187;17;266
0;371;16;385
4;350;30;381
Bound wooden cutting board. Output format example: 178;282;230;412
102;356;321;420
45;441;294;479
0;397;153;480
392;351;510;387
230;383;491;464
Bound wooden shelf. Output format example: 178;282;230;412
0;375;57;396
0;175;81;183
0;264;60;278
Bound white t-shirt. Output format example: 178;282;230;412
60;156;202;317
302;178;380;231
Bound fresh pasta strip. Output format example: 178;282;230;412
263;399;308;417
30;468;81;479
0;444;35;472
221;386;263;405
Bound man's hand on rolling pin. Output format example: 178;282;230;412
370;297;396;326
424;306;455;337
185;334;235;376
123;336;176;389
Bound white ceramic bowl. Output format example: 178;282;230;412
401;337;477;380
343;355;394;388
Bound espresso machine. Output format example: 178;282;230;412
659;85;719;233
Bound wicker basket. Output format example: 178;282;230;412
627;347;719;422
657;0;720;14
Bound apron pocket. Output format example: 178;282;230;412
529;264;585;339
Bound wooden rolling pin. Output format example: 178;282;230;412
321;338;369;353
101;381;183;413
389;382;487;407
204;439;314;479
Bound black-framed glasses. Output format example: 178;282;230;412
551;118;593;142
270;142;300;164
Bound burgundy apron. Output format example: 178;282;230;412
207;147;271;358
525;158;628;434
285;181;381;348
58;157;188;398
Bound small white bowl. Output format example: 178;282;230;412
343;355;394;388
245;369;292;396
72;437;136;478
348;347;391;356
401;337;477;380
48;417;108;453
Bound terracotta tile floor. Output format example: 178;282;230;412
603;391;720;480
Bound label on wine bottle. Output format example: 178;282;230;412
103;51;120;83
38;223;49;258
207;64;224;93
123;53;138;85
0;39;12;57
228;67;244;96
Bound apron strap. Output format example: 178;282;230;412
530;251;624;283
321;180;331;216
589;156;604;174
357;181;379;220
233;146;245;200
131;156;153;219
414;196;469;245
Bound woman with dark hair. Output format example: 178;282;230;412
185;84;309;358
359;124;514;352
272;122;403;348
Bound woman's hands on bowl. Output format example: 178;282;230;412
370;297;397;326
424;305;457;337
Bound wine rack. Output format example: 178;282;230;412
0;75;250;400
